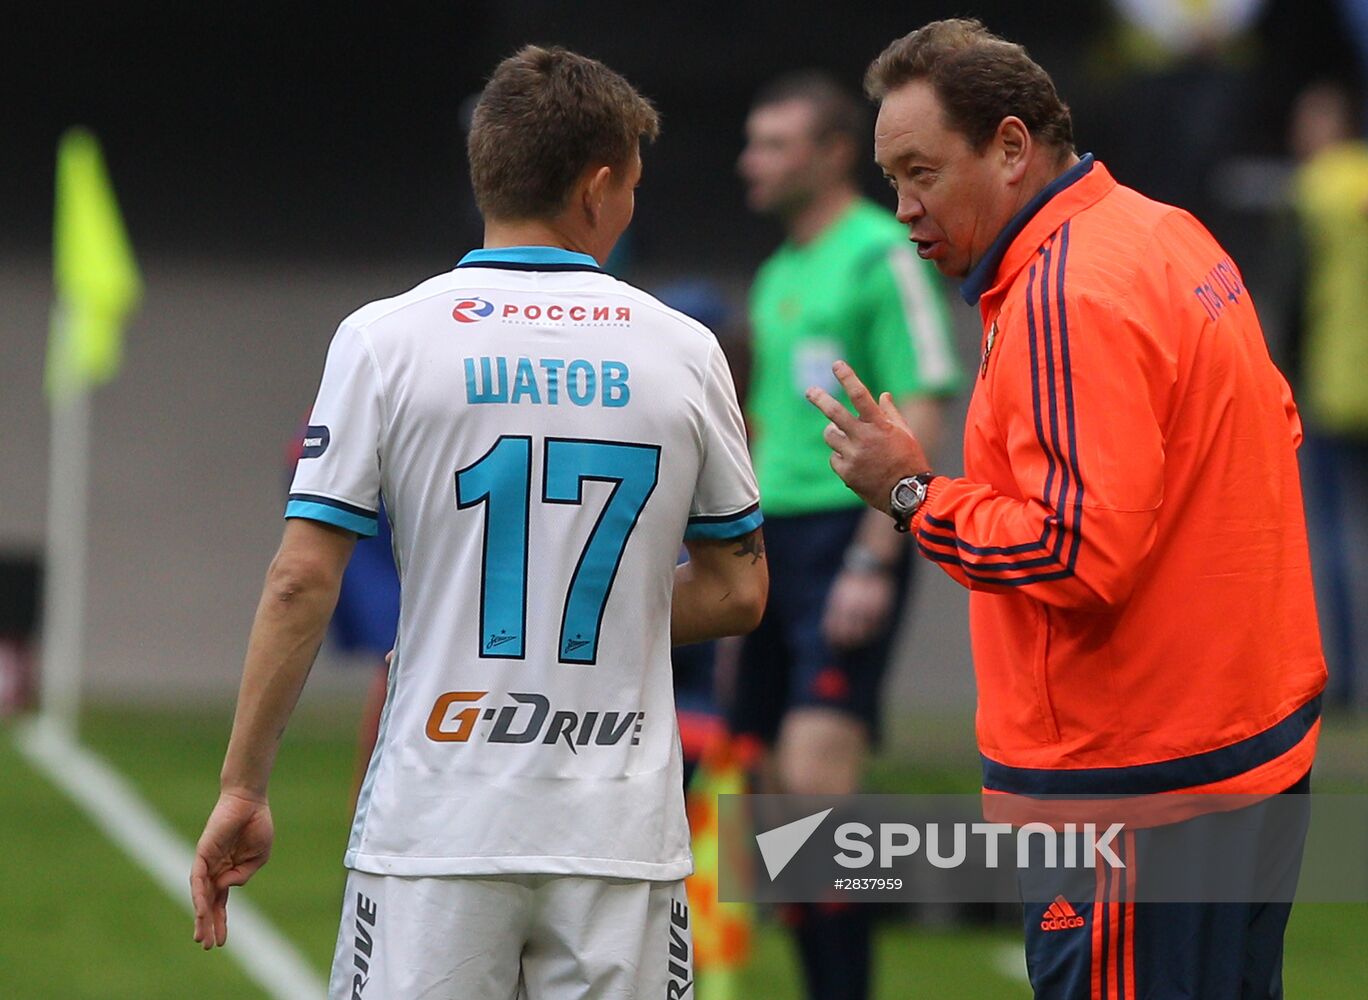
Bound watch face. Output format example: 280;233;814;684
892;474;930;514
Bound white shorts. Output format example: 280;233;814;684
328;871;693;1000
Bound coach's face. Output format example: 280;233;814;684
875;80;1021;279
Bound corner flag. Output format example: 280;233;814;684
47;127;141;403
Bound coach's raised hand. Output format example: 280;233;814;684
805;360;931;515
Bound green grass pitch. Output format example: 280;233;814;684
2;704;1364;998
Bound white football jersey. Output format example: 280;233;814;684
287;246;761;880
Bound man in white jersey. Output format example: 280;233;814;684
190;46;768;999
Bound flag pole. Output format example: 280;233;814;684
41;377;91;737
41;127;142;737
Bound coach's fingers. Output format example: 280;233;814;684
822;421;849;455
832;361;880;420
878;392;911;431
805;386;859;435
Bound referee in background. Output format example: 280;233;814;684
734;70;962;1000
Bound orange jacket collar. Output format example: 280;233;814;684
962;154;1116;307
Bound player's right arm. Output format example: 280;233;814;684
191;518;355;949
672;528;767;645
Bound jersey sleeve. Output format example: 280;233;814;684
912;292;1164;610
863;244;963;399
285;322;384;537
686;341;763;540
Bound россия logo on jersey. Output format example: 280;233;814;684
451;297;496;323
452;297;633;325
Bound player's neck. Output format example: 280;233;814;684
482;220;602;263
785;185;858;246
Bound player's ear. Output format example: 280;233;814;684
582;164;613;225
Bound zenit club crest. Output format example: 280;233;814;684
980;320;998;379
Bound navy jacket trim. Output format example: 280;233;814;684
961;153;1094;306
917;224;1084;586
981;694;1323;795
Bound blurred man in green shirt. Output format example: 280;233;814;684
733;71;962;1000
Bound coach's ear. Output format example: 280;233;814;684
582;164;613;226
996;115;1031;185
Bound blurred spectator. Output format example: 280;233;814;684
1086;0;1268;219
1112;0;1266;57
1331;1;1368;113
1289;79;1368;709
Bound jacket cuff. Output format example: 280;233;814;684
909;475;951;536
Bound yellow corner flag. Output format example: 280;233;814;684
47;127;142;403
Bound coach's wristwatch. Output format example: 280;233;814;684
889;472;936;533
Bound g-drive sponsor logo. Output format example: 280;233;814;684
667;896;692;998
452;296;632;325
755;809;1125;879
350;891;378;998
426;691;643;752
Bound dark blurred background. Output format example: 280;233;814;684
4;0;1357;268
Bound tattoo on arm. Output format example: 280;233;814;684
732;530;765;564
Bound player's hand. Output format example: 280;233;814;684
823;568;896;650
806;361;930;515
190;790;274;950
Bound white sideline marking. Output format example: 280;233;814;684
993;941;1031;984
13;719;329;1000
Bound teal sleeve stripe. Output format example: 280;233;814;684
284;500;379;537
685;509;764;540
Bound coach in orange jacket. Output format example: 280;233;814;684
808;19;1327;1000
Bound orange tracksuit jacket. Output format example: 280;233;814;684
911;157;1326;796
